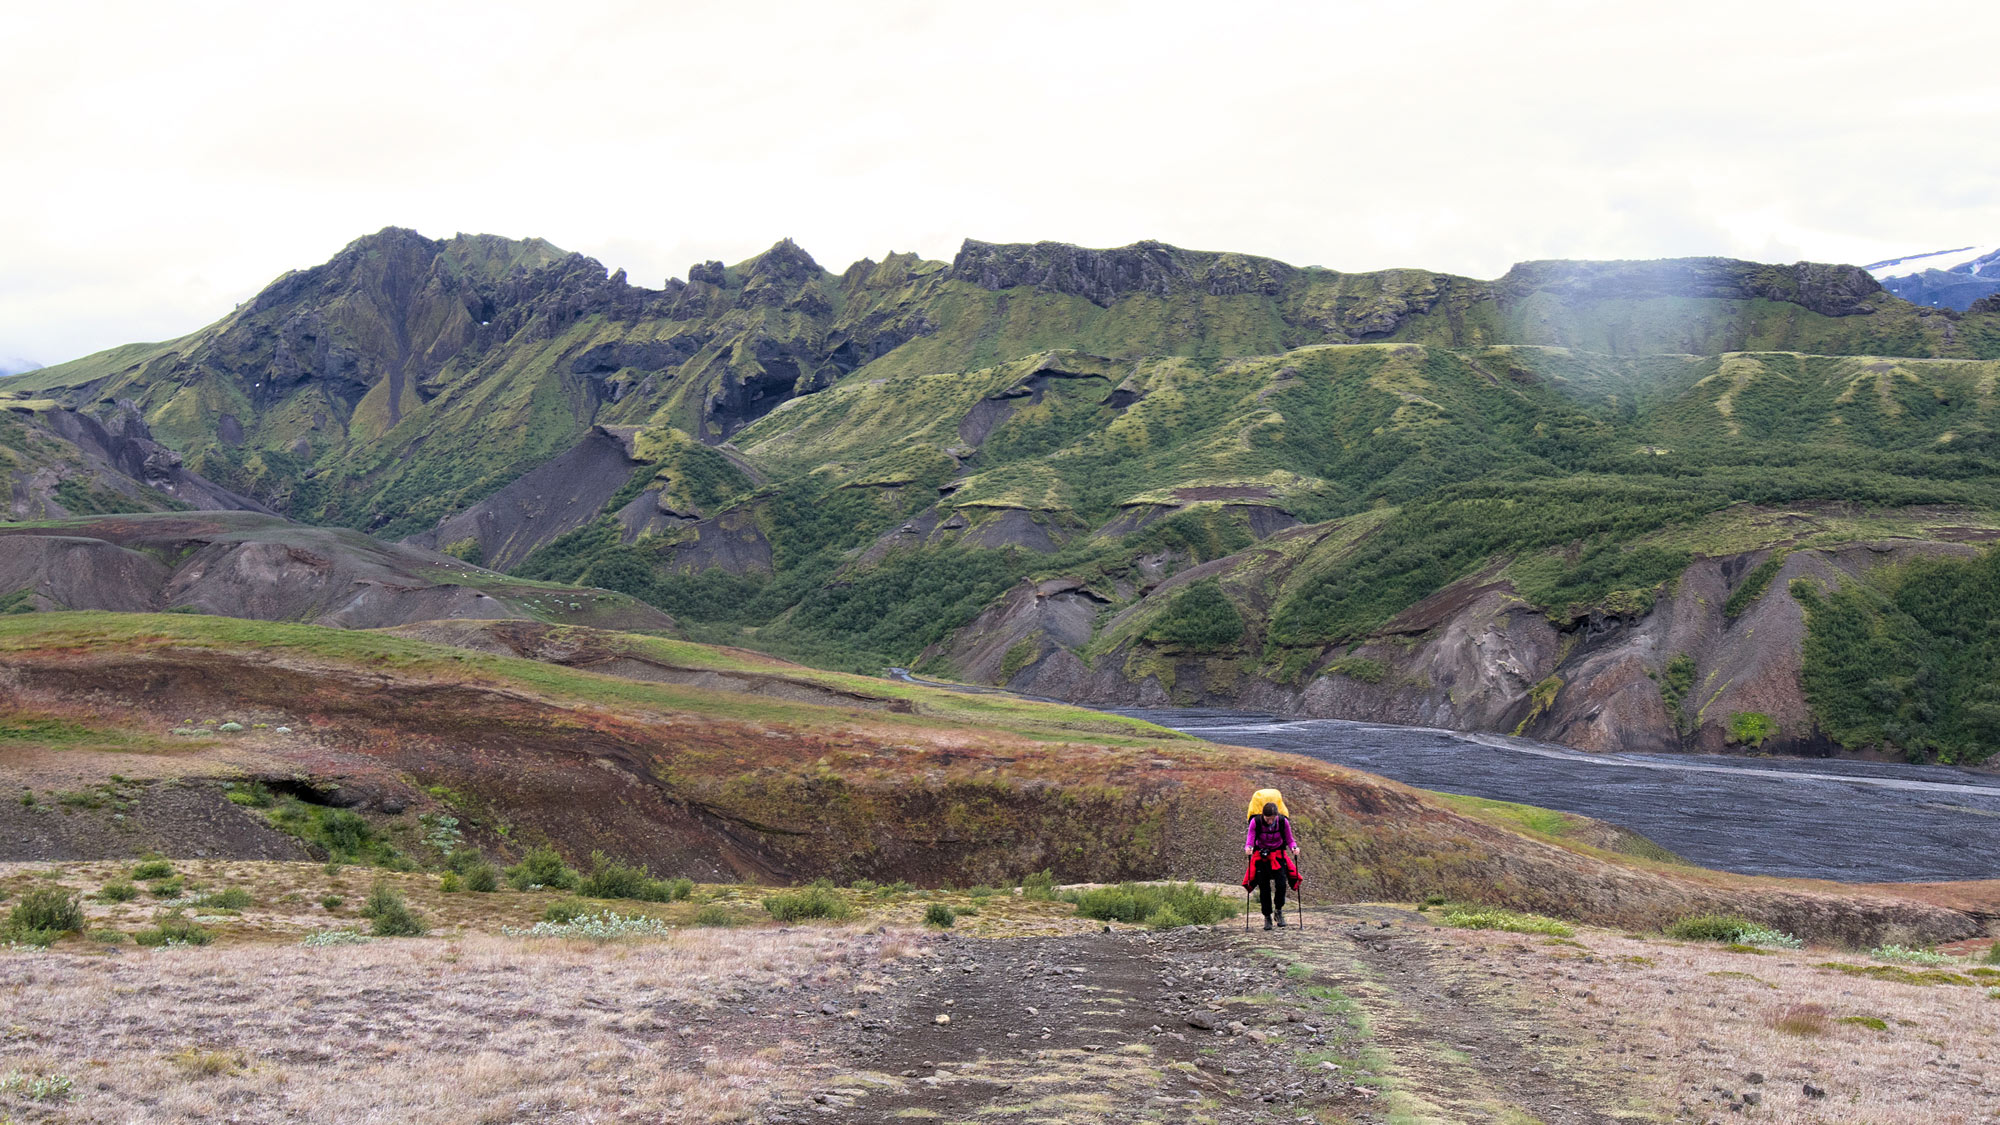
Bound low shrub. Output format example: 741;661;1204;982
1067;882;1234;929
89;929;126;943
96;881;139;903
1769;1003;1830;1037
542;897;593;924
923;903;956;928
147;877;185;899
196;887;252;911
134;910;213;947
576;851;695;902
692;904;742;927
461;862;500;893
361;881;425;937
966;885;996;900
320;894;344;911
504;845;578;891
1021;869;1057;901
7;886;83;936
1439;906;1574;938
874;880;915;899
1664;914;1756;943
171;1048;243;1077
848;878;878;893
131;859;174;881
1985;942;2000;965
223;781;273;808
438;872;461;893
0;1070;74;1102
763;886;851;923
270;801;400;866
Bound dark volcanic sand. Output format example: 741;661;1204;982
1114;709;2000;883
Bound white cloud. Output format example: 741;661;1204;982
5;0;1998;364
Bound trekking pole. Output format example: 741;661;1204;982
1243;885;1250;933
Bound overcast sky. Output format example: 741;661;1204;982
6;0;1998;369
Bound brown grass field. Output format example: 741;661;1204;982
2;860;1997;1124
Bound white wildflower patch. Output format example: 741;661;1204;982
503;910;674;940
299;928;372;948
1868;943;1958;966
1734;925;1803;950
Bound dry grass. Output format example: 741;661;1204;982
0;926;911;1123
1438;925;2000;1123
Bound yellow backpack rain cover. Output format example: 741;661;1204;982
1246;788;1288;818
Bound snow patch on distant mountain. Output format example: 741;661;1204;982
1866;245;2000;279
1863;243;2000;310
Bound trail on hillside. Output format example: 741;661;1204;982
776;905;1639;1124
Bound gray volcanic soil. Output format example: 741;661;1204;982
0;511;675;631
1121;709;2000;883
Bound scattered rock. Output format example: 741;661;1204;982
1804;1083;1827;1099
933;1014;950;1025
1185;1013;1216;1030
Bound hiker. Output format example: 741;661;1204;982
1241;794;1300;930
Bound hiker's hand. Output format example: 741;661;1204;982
1244;846;1252;855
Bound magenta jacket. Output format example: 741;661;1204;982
1245;815;1294;851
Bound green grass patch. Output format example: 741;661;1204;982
762;883;852;923
1065;881;1236;929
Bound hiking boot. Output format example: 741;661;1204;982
1276;911;1287;928
1263;916;1274;931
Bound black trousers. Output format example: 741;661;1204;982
1254;858;1289;917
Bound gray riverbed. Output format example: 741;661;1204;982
1112;708;2000;883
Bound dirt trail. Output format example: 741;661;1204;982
771;905;1647;1124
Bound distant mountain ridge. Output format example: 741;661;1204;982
11;230;2000;765
1866;243;2000;310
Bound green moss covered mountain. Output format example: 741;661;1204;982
13;228;2000;763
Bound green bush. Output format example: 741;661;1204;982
320;894;344;911
438;872;462;893
148;877;185;899
1142;579;1245;652
1727;711;1778;748
134;909;213;947
1067;882;1234;929
1664;914;1756;942
576;851;692;902
923;903;956;928
269;800;399;865
462;863;499;893
542;897;593;924
223;781;273;808
7;886;83;936
131;859;174;880
195;887;252;911
96;881;139;903
362;881;426;937
762;886;852;923
504;845;578;891
1021;870;1057;901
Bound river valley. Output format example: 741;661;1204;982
1115;709;2000;883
